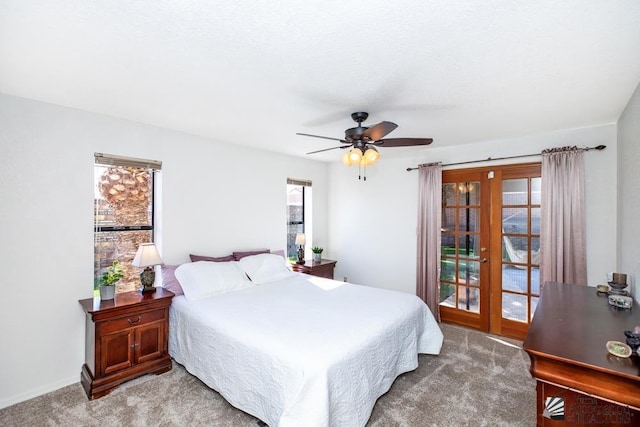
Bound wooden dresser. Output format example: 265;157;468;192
79;288;174;399
291;259;337;279
523;282;640;426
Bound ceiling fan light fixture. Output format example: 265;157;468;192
363;147;380;165
298;112;433;176
341;151;353;167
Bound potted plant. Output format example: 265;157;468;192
312;246;323;262
99;260;124;300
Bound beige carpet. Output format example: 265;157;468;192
0;324;536;426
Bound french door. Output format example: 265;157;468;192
438;163;541;340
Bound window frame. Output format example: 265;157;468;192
94;153;161;294
287;178;312;261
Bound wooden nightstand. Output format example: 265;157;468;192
79;288;174;399
291;259;337;279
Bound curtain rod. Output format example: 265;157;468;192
405;145;607;171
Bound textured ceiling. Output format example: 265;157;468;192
1;1;640;161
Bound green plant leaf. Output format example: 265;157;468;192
100;260;124;285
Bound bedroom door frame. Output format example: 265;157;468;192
438;163;541;340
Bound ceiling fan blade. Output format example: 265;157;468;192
361;121;398;141
374;138;433;147
296;132;346;143
306;145;350;155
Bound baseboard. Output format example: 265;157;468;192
0;375;80;410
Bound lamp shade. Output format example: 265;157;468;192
341;151;353;167
363;147;380;165
132;243;163;268
348;148;363;163
295;233;306;245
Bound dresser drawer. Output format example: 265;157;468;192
97;309;166;334
314;267;334;279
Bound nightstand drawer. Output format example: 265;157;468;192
313;267;334;279
97;309;165;334
291;259;337;279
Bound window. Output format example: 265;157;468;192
287;178;312;262
94;153;161;294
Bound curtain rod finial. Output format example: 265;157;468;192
595;145;606;150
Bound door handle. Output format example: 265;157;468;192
480;258;487;263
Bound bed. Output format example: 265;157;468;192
167;253;443;427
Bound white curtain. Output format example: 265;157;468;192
540;147;587;286
416;163;442;321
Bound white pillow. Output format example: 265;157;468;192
174;261;253;301
239;253;297;284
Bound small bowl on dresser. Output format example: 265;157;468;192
608;294;633;309
606;340;632;358
596;284;609;294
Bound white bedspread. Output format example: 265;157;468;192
169;274;443;427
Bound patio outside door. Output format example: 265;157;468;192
438;163;541;340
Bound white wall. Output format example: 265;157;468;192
329;124;618;295
0;90;626;408
618;80;640;302
0;94;329;408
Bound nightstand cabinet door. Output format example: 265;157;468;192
135;320;165;364
100;330;134;375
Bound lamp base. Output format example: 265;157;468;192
139;267;157;293
296;246;305;264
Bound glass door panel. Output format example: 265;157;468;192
443;183;457;206
458;287;479;312
502;236;529;264
442;208;456;232
459;182;479;205
502;178;528;204
458;234;480;257
503;207;529;234
457;258;480;313
530;295;539;321
458;208;479;232
502;293;528;322
531;177;541;204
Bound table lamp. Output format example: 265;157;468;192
295;233;306;264
132;243;164;293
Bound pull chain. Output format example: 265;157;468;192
358;162;367;181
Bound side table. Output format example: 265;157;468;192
291;259;337;279
79;288;174;399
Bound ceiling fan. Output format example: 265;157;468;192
297;112;433;174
